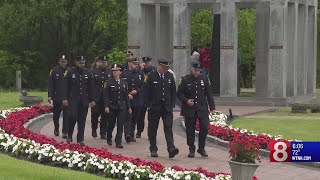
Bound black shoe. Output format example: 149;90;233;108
197;149;208;157
78;141;85;146
130;137;136;142
101;135;107;139
54;129;59;136
67;137;72;144
169;147;179;158
151;151;158;157
62;133;67;139
136;131;141;138
116;143;123;148
107;139;112;146
125;135;131;143
188;150;195;158
92;130;97;138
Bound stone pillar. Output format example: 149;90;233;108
16;70;21;91
296;4;307;95
211;4;221;95
155;3;161;58
255;3;270;97
159;6;172;60
220;1;238;97
307;6;317;94
128;0;142;57
286;3;298;97
268;1;287;97
141;4;156;60
173;0;190;82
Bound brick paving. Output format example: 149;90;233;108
40;106;320;180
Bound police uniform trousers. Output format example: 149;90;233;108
137;106;147;134
184;107;209;151
124;106;143;137
67;101;88;142
52;100;68;134
148;104;175;152
91;99;108;136
107;108;126;144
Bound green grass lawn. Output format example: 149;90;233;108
0;153;110;180
231;118;320;141
257;107;320;117
0;91;47;110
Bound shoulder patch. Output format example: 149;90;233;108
144;75;148;83
64;70;68;77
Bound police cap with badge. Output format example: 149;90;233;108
158;59;171;69
127;57;139;65
96;56;108;63
142;56;152;63
110;64;123;71
191;62;203;70
75;56;86;63
59;55;67;62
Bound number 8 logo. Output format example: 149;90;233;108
273;141;288;162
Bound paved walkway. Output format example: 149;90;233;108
39;106;320;180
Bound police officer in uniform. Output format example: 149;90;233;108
104;64;132;148
138;56;156;138
91;56;112;138
144;59;179;158
48;55;69;138
122;57;144;142
177;62;215;157
63;56;96;146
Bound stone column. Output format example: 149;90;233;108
307;6;317;94
128;0;143;57
155;3;161;58
159;6;172;60
211;3;221;95
268;1;287;97
172;0;190;82
286;3;298;97
255;3;270;97
220;1;238;97
141;4;156;59
296;4;307;95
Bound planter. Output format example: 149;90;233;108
19;96;43;107
228;160;259;180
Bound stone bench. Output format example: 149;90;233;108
288;103;320;113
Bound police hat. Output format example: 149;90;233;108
97;56;108;62
59;55;67;62
191;62;203;70
110;64;122;71
127;57;139;65
142;56;152;63
75;56;85;62
158;59;171;68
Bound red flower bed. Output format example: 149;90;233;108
196;121;290;150
0;105;235;178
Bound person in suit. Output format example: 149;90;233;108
144;59;179;158
177;62;215;157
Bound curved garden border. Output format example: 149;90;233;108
0;105;241;180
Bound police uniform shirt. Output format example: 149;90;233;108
122;68;145;107
104;78;131;110
48;66;69;102
64;67;95;106
91;67;112;101
144;70;176;107
177;74;215;117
